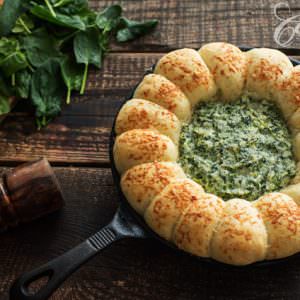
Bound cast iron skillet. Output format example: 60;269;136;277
10;49;300;300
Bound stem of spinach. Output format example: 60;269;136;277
44;0;57;18
19;17;32;34
80;64;88;95
11;74;15;86
66;88;71;104
53;0;66;8
58;30;80;47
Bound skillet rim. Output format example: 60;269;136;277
109;47;300;268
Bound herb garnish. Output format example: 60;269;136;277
0;1;158;128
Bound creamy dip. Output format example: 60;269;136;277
179;96;296;201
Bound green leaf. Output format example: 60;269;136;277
0;0;30;36
12;13;34;34
96;4;122;32
0;94;10;115
0;37;28;77
116;17;158;42
21;28;62;68
73;28;102;94
60;56;83;104
0;73;13;97
15;69;32;98
31;59;65;128
52;0;88;15
30;4;86;31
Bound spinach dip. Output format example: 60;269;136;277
179;96;296;201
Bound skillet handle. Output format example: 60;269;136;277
10;205;147;300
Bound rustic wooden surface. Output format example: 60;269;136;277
0;0;300;299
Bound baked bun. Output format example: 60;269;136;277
173;193;224;257
134;74;192;122
199;42;247;102
293;132;300;161
253;193;300;260
113;129;178;174
115;99;181;144
144;179;204;240
277;65;300;120
121;162;186;215
154;48;217;106
210;198;267;265
245;48;293;102
280;183;300;205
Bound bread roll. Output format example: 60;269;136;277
113;129;178;174
134;74;192;122
280;183;300;205
291;162;300;185
245;48;293;103
199;42;247;102
277;65;300;120
115;99;181;144
154;48;217;106
173;193;224;257
293;132;300;161
121;162;186;215
144;179;204;240
253;193;300;260
210;198;267;265
288;108;300;135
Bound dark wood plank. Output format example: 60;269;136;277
1;166;300;300
0;54;299;165
89;0;300;52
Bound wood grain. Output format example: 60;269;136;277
0;53;299;165
89;0;300;52
1;167;300;300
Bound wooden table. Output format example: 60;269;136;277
1;1;300;299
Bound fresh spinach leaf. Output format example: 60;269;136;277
60;56;83;104
12;13;34;34
116;17;158;42
0;95;10;115
31;59;65;128
0;37;28;77
96;5;122;32
73;28;102;94
21;28;62;68
52;0;88;15
30;4;86;30
0;0;30;36
0;73;13;97
15;69;32;98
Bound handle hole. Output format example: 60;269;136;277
24;270;53;296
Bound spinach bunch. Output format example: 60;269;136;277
0;1;158;128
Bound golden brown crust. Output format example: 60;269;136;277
134;74;192;122
115;99;181;144
245;48;293;104
173;193;224;257
154;48;217;106
278;65;300;120
210;199;268;265
144;179;204;241
113;129;178;174
253;193;300;260
280;183;300;205
121;162;186;215
199;42;247;102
